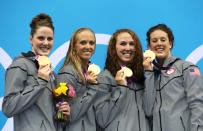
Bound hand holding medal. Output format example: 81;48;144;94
87;63;100;84
36;55;51;80
143;49;156;70
88;63;101;75
121;66;133;77
115;66;133;86
36;55;51;66
143;49;156;61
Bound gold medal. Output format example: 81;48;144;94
88;63;100;75
143;50;156;61
121;66;133;77
36;56;51;66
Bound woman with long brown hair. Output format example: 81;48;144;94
94;29;149;131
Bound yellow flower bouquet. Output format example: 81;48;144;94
53;83;76;122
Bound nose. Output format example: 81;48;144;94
157;39;162;45
44;39;48;45
84;43;89;49
126;43;131;50
86;42;93;49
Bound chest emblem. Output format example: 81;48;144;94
165;68;176;75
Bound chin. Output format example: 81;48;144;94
156;55;168;60
123;58;131;62
83;56;92;60
39;52;49;56
81;56;90;60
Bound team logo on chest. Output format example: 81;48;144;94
165;68;176;75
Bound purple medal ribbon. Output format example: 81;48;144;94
152;61;175;70
35;55;39;60
121;65;136;84
82;68;87;82
83;62;93;82
126;75;137;84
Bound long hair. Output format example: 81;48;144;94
105;29;144;84
61;28;95;85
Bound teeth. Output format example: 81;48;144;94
40;48;49;51
122;53;131;57
124;55;130;57
123;51;132;54
121;51;132;57
40;46;49;49
123;53;131;55
157;49;163;51
83;50;92;52
83;51;92;55
155;47;164;52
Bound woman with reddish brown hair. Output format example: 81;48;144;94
105;29;144;83
94;29;149;131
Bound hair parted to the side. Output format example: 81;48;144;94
146;24;174;49
30;13;54;37
61;28;96;85
105;29;144;84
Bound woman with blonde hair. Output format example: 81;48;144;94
57;28;99;131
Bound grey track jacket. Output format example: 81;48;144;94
95;69;149;131
2;52;56;131
144;56;203;131
57;64;100;131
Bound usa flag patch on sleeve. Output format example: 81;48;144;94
190;67;201;76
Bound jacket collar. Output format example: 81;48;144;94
153;56;180;70
21;51;39;69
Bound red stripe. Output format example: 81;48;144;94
190;68;200;76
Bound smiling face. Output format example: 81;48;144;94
30;26;54;56
75;30;96;64
116;32;135;66
148;29;172;62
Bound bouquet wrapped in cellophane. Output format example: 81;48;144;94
53;83;76;122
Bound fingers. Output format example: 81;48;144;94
39;64;51;73
87;70;97;77
115;69;127;86
144;56;153;62
38;64;52;80
87;70;98;84
56;102;70;116
116;69;125;80
143;57;153;71
39;64;49;68
87;70;93;74
147;57;153;62
117;69;125;77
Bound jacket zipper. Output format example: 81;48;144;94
135;91;141;131
196;125;200;131
180;116;186;131
117;121;120;131
82;120;85;131
158;74;163;131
